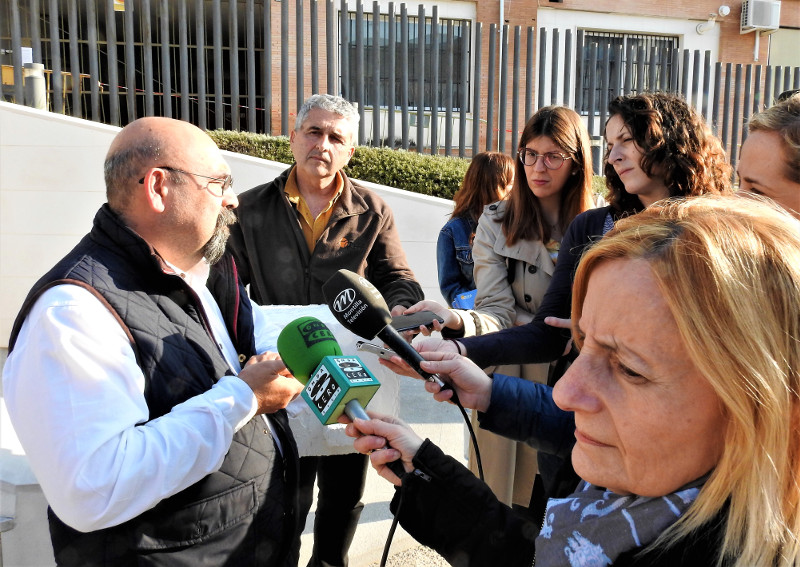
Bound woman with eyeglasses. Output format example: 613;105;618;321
393;93;732;515
402;106;595;513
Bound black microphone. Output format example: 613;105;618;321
322;269;457;402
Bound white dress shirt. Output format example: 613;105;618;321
2;260;277;533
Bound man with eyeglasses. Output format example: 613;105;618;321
3;117;305;566
228;94;423;567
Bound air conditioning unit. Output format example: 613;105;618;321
741;0;781;34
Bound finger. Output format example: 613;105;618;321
418;324;432;337
544;316;572;329
400;329;417;342
370;451;404;486
353;435;390;454
369;446;402;466
419;356;467;377
430;320;446;333
379;355;424;379
349;413;402;441
365;410;400;425
432;389;455;403
402;302;425;314
416;350;459;362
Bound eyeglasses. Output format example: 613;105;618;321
517;148;573;170
138;166;233;197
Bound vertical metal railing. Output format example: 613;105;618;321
1;0;798;161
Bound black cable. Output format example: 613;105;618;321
376;386;483;566
379;477;407;567
455;397;483;481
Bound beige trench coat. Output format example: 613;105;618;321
454;200;555;507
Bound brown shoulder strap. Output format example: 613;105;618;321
9;279;138;365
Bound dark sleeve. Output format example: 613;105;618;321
365;203;424;309
478;374;575;458
459;210;598;368
392;440;538;567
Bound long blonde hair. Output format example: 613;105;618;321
571;195;800;567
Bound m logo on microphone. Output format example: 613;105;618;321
332;288;356;312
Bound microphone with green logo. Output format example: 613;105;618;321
277;316;378;424
277;316;406;478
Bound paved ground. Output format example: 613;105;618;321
298;375;467;567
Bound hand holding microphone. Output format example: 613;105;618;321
341;413;424;487
277;316;408;479
321;270;459;403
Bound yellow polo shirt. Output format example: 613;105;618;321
284;168;345;253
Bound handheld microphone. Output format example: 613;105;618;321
321;269;456;401
278;316;379;425
278;316;406;477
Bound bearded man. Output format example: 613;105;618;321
3;117;304;566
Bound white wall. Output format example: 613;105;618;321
535;8;723;117
0;101;453;348
0;100;453;566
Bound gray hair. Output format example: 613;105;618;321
104;136;185;211
295;94;360;142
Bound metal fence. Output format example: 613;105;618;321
2;0;799;167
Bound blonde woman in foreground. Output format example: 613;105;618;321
346;195;800;567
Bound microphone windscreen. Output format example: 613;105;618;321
277;316;342;383
322;269;391;339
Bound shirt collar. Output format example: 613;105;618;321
285;168;345;208
163;258;211;288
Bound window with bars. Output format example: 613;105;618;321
343;12;470;112
579;31;678;113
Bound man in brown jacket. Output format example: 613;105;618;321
228;94;423;567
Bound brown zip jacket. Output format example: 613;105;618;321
228;165;423;309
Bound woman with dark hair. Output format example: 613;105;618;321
395;92;732;509
437;151;514;307
603;92;731;212
413;92;732;370
405;106;595;510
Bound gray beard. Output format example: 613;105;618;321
203;208;237;265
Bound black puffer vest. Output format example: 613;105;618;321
8;205;300;567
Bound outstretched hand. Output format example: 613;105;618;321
414;351;492;411
395;299;463;337
377;335;462;378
